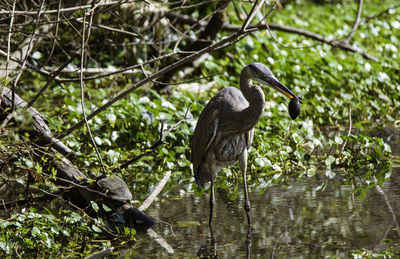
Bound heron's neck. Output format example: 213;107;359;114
239;78;265;131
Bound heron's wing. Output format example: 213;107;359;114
191;99;220;173
191;87;248;174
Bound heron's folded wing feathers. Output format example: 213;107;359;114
191;100;220;173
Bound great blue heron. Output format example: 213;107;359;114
191;62;301;230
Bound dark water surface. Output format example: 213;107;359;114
123;167;400;258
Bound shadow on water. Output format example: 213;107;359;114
122;165;400;258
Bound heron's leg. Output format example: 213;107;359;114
209;178;215;241
239;150;251;226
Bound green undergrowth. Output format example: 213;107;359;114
0;207;135;257
1;0;400;257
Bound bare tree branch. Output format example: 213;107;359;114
223;23;377;61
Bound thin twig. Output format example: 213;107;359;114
79;10;107;175
5;0;16;81
27;53;78;108
0;0;137;15
42;0;62;67
361;3;400;24
241;0;266;32
345;0;363;43
0;49;53;77
76;17;139;37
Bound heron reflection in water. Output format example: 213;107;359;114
191;62;302;236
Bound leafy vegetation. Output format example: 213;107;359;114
0;208;135;257
1;0;400;257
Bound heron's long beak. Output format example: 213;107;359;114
256;76;302;103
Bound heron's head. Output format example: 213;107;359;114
244;62;302;103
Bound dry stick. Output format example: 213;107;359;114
138;171;172;212
76;18;139;37
46;67;145;74
258;0;280;24
146;228;175;254
345;0;363;43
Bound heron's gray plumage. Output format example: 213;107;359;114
192;64;267;187
191;62;298;230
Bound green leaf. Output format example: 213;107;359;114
91;225;102;233
31;226;40;237
90;201;99;212
325;155;335;166
102;204;112;212
334;135;343;145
